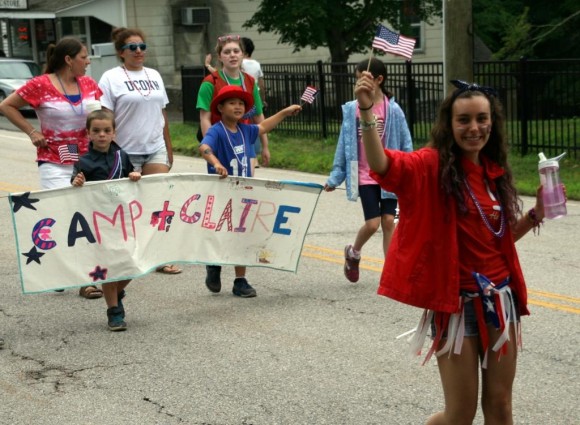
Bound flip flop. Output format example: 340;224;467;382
79;285;104;299
156;264;183;275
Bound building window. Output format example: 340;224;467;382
400;1;423;51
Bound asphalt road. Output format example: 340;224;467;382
0;118;579;425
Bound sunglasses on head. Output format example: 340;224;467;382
122;43;147;52
217;35;241;44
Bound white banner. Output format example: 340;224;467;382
8;173;323;293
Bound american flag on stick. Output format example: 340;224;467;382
372;24;416;60
58;144;79;162
300;86;319;104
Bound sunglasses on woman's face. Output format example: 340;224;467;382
122;43;147;52
217;35;240;44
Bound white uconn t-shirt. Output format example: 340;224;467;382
99;66;169;155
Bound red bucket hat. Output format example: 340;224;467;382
210;85;255;117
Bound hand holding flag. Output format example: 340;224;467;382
300;86;319;105
372;24;416;61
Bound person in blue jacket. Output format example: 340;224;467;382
324;58;413;283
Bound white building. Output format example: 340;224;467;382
0;0;444;105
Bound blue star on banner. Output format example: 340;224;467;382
22;246;45;265
89;265;108;282
10;192;39;213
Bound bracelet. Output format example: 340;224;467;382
358;103;374;111
526;207;543;235
360;117;377;131
28;129;37;137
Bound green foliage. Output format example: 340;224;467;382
473;0;523;53
243;0;442;63
494;8;533;60
474;0;580;59
170;122;200;157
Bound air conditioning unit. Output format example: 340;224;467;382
91;43;116;57
181;7;211;26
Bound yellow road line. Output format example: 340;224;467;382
301;251;384;272
528;299;580;314
302;244;579;315
303;244;384;265
0;182;33;193
528;289;580;304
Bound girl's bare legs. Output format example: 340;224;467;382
481;324;518;425
426;337;480;425
353;217;380;252
141;163;169;175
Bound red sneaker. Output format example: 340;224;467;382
343;245;360;283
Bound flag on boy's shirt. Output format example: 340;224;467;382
58;144;79;162
372;24;416;60
300;86;319;104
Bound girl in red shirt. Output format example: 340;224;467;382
355;73;548;424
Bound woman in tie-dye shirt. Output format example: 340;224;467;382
0;37;103;300
0;37;101;190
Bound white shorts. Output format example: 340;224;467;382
38;163;74;189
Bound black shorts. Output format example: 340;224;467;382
358;184;397;221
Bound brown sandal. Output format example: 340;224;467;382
79;285;103;299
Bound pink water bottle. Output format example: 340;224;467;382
538;152;567;219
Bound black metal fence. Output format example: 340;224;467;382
181;58;580;158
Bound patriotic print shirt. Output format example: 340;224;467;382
17;74;102;165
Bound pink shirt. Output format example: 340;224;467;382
357;98;388;185
17;74;102;164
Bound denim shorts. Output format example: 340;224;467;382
431;295;520;338
129;146;169;171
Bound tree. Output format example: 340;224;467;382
473;0;580;59
243;0;442;63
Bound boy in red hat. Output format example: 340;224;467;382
199;85;301;297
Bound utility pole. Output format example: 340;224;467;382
443;0;473;96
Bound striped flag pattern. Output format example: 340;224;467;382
372;24;416;60
57;144;79;162
300;86;319;104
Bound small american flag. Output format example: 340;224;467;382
300;86;319;104
372;24;416;60
58;144;79;162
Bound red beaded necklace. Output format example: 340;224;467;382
122;65;152;99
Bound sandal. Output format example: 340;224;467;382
79;285;104;299
156;264;183;275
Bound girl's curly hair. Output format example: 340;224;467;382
427;89;522;224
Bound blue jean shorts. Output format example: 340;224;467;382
431;295;520;338
129;146;169;171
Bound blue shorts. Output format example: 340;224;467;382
358;184;397;221
431;295;520;338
